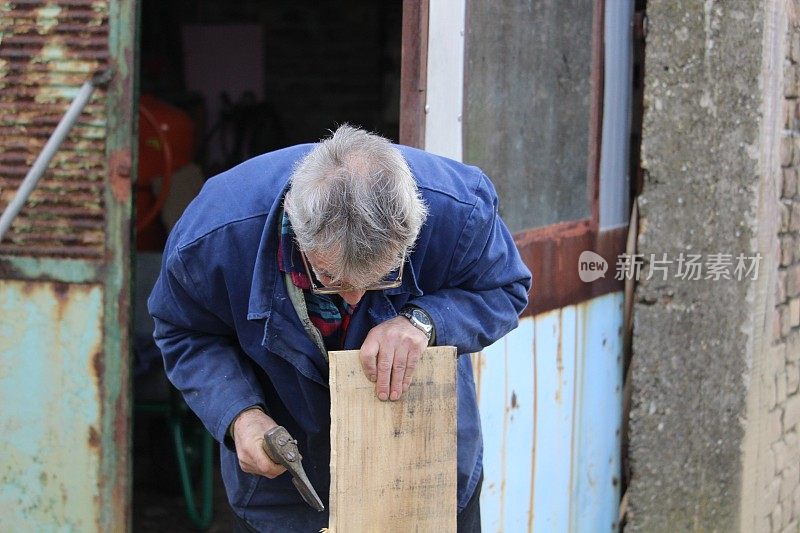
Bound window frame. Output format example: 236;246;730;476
400;0;627;317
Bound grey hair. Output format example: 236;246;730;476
284;124;428;288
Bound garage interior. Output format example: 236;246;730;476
132;1;403;530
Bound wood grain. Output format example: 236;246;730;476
328;346;457;532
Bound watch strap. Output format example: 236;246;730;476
400;305;435;345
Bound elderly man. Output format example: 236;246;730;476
148;125;531;532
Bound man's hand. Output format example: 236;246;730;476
359;315;429;401
231;408;287;478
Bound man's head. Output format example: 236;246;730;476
284;125;427;303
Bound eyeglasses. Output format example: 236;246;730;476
299;250;405;295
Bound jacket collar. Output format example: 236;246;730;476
246;190;287;321
383;254;423;298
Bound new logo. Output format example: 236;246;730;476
578;251;608;283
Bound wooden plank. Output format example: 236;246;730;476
328;346;457;532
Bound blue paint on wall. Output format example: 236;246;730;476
571;292;624;531
0;281;104;530
532;307;576;531
475;291;624;532
478;327;510;531
501;317;535;532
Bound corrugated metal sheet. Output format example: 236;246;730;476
474;291;624;532
0;0;109;258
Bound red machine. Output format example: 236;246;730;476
137;94;194;250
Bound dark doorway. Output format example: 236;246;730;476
132;2;402;530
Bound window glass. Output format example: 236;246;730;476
463;0;596;232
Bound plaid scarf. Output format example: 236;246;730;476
277;211;354;351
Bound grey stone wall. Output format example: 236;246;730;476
628;1;765;530
629;1;800;531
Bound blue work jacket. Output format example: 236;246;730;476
148;144;531;529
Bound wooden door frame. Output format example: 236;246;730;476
399;0;429;149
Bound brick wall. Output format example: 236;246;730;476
763;4;800;530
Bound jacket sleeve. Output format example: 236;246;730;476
412;174;532;354
147;248;265;448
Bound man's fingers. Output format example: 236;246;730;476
240;446;288;479
401;349;419;394
390;350;407;401
240;459;286;478
362;317;429;401
256;451;287;479
238;459;255;474
375;348;394;401
395;341;423;400
359;335;379;382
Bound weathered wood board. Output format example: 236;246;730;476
328;346;457;532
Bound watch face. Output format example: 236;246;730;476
411;308;431;326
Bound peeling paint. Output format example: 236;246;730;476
35;5;62;34
0;2;131;531
555;314;564;405
88;426;100;449
109;149;131;203
0;280;104;530
476;295;623;530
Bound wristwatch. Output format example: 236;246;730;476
400;306;434;345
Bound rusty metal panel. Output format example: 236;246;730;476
0;0;109;258
0;0;134;529
0;279;104;530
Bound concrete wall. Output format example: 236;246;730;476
628;1;799;531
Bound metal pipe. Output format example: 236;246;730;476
0;69;114;242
